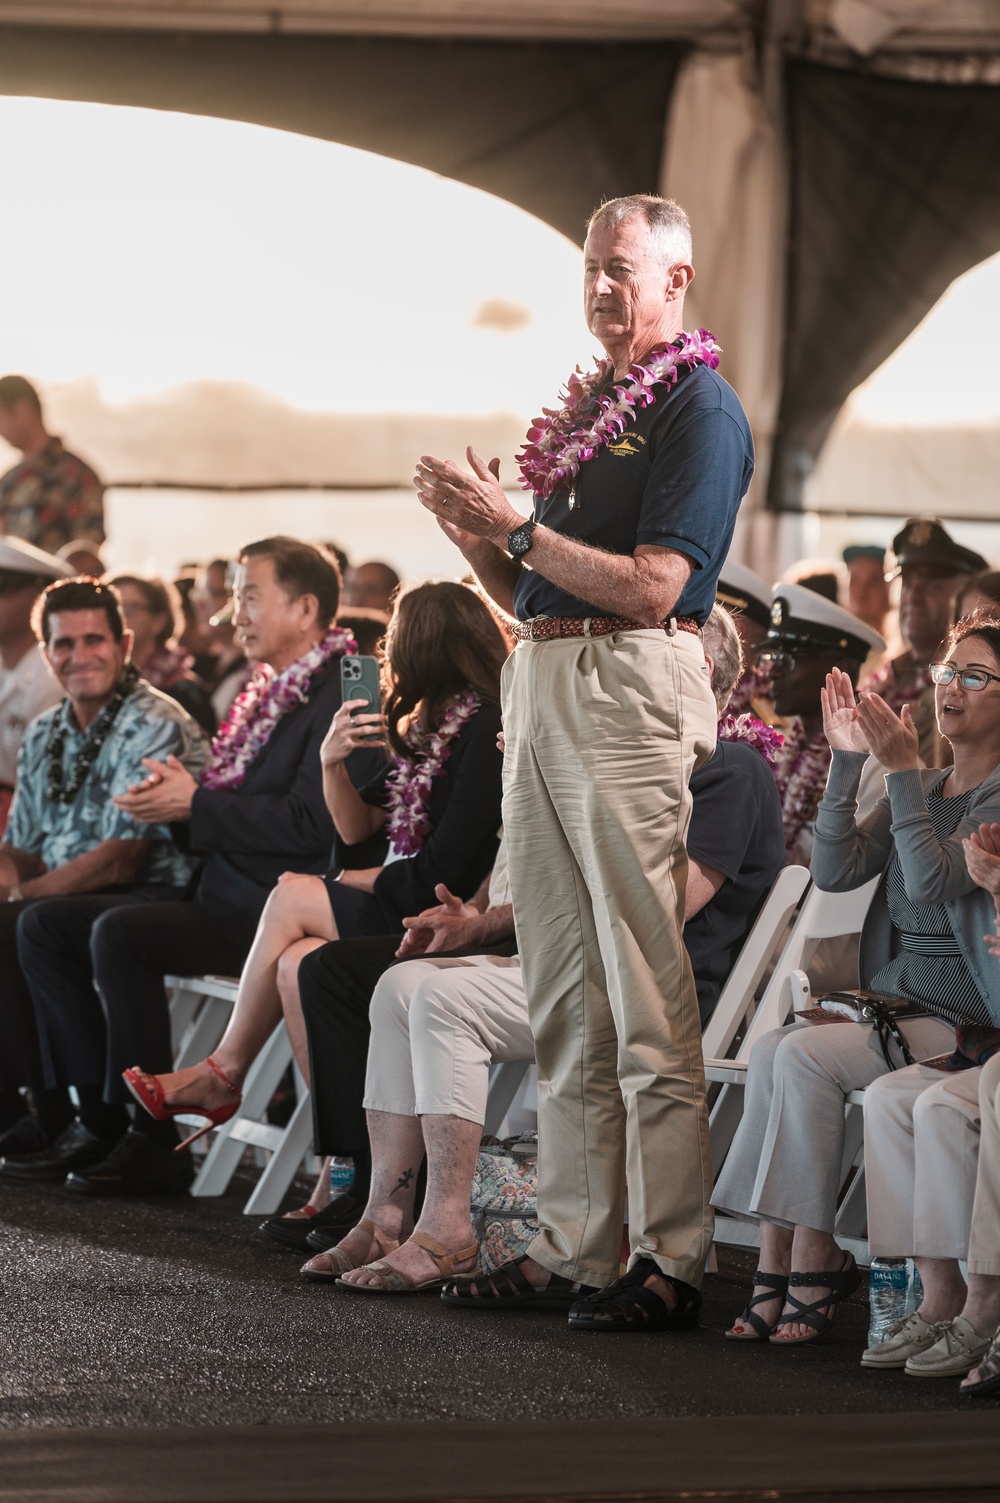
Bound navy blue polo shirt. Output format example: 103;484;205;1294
513;362;754;626
685;738;786;1027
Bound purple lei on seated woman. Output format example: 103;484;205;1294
384;690;481;855
203;626;358;790
716;712;784;769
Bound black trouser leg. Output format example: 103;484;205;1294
89;899;261;1103
0;900;50;1113
16;891;181;1094
298;936;401;1158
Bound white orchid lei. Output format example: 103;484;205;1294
203;626;358;790
517;330;721;501
384;690;481;856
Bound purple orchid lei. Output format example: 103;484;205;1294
717;712;784;769
384;690;481;856
202;626;358;791
517;330;721;500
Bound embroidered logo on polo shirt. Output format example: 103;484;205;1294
607;432;646;459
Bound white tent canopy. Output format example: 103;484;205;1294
1;0;998;575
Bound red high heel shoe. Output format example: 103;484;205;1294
122;1056;242;1152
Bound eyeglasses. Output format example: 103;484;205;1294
756;648;796;674
929;662;1000;693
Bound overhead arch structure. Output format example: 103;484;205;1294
2;0;1000;563
0;19;686;245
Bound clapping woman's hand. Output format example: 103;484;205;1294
964;822;1000;899
320;700;385;766
820;668;870;753
855;692;920;772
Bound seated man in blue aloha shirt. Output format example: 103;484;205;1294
0;577;207;1170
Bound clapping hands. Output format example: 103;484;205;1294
963;821;1000;956
820;668;869;753
821;668;919;771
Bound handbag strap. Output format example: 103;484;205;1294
870;1004;915;1071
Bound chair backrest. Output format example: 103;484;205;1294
736;874;881;1056
700;865;811;1062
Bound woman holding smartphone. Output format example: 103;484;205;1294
123;581;506;1177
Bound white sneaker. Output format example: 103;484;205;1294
904;1317;993;1378
862;1312;944;1369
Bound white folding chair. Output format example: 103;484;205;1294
707;875;881;1262
189;1019;315;1214
167;974;239;1068
700;865;811;1065
166;975;317;1215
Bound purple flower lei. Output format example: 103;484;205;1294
717;712;785;768
384;690;481;856
202;626;358;790
517;330;721;500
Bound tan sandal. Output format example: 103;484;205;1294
337;1232;480;1295
299;1218;399;1282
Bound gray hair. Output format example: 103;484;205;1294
586;195;693;270
703;603;744;714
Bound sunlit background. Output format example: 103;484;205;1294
2;95;999;579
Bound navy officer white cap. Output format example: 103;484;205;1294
716;560;771;629
0;535;74;579
768;581;886;662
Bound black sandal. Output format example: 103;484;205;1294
441;1256;598;1309
770;1252;861;1345
725;1270;790;1342
567;1258;701;1332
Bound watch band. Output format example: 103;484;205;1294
508;519;536;558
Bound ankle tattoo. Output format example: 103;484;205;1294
391;1167;415;1196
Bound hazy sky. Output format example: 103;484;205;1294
2;96;998;426
2;96;594;415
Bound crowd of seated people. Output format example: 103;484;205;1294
1;500;1000;1396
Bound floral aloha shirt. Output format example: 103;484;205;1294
0;437;105;551
6;681;209;888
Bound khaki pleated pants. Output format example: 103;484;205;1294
501;627;717;1288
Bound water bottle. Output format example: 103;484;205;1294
329;1156;355;1201
867;1257;912;1346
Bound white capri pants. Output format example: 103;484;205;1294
865;1061;982;1262
866;1049;1000;1276
363;954;534;1123
711;1014;954;1233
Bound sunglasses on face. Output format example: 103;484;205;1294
756;648;797;674
929;662;1000;693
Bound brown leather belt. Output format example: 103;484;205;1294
511;613;701;643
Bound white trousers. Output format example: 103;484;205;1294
971;1052;1000;1276
711;1015;954;1233
363;955;533;1124
866;1049;1000;1275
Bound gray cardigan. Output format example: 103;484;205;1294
811;750;1000;1026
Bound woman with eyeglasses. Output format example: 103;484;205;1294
714;616;1000;1348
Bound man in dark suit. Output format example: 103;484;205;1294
9;537;382;1195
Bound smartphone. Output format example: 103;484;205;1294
340;654;382;718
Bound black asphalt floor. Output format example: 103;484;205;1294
0;1169;995;1431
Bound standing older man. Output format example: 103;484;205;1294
414;195;754;1329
